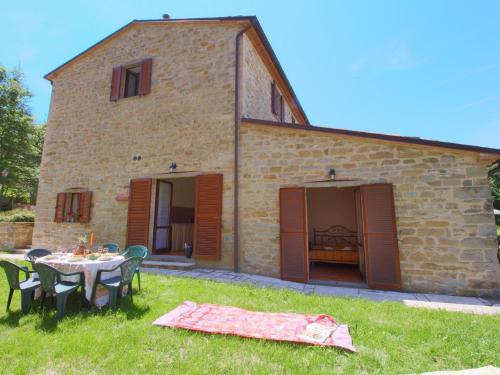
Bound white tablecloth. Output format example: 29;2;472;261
36;255;125;307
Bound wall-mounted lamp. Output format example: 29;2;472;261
169;163;177;173
329;168;336;180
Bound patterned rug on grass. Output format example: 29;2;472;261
153;301;356;352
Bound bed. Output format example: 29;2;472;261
309;225;360;265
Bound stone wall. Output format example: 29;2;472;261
238;123;500;298
33;22;245;270
241;34;295;123
0;222;34;249
34;19;500;297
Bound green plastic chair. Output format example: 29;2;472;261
91;257;143;311
101;243;120;253
0;260;40;314
33;263;85;320
122;245;148;290
24;248;52;263
24;248;52;279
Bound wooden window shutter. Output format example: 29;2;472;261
110;66;123;101
193;174;223;260
126;178;152;247
280;95;285;122
279;187;308;282
138;58;153;96
360;184;402;290
54;193;66;223
78;191;92;224
271;81;277;115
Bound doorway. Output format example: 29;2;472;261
127;174;223;259
306;186;366;285
153;177;196;255
279;184;401;290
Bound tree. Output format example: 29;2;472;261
0;65;44;209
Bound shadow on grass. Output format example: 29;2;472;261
0;288;150;332
0;310;23;328
87;289;151;320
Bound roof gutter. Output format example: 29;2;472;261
233;22;254;273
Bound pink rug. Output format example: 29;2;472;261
153;301;356;352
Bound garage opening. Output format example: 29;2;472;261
153;177;195;255
306;187;366;285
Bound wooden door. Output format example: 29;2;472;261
126;178;152;247
193;174;223;260
153;180;172;254
360;184;401;290
279;187;308;282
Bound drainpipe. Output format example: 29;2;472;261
233;22;253;273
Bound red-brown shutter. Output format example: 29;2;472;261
138;58;153;96
110;66;123;101
279;187;308;282
193;174;223;260
280;95;285;122
78;191;92;224
361;184;401;290
271;81;277;115
54;193;66;223
126;178;152;247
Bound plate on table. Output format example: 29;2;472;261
98;256;115;261
67;256;84;262
42;255;59;261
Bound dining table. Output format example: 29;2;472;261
36;253;126;307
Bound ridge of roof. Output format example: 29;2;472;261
241;117;500;156
248;18;310;125
43;16;309;125
44;17;256;81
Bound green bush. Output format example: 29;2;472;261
0;209;35;222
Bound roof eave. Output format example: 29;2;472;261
43;16;310;125
44;16;256;82
249;19;310;125
241;117;500;156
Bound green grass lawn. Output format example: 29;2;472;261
0;267;498;375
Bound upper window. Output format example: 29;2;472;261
110;58;153;101
271;81;285;122
124;65;140;98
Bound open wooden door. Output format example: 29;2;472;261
193;174;223;260
279;187;308;282
153;180;172;254
360;184;401;290
126;178;152;247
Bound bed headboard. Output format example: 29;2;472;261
313;225;359;247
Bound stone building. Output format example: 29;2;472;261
34;16;500;297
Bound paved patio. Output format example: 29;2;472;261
1;252;498;315
141;267;500;315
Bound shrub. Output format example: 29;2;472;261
0;209;35;222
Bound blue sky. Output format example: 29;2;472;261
2;0;500;148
